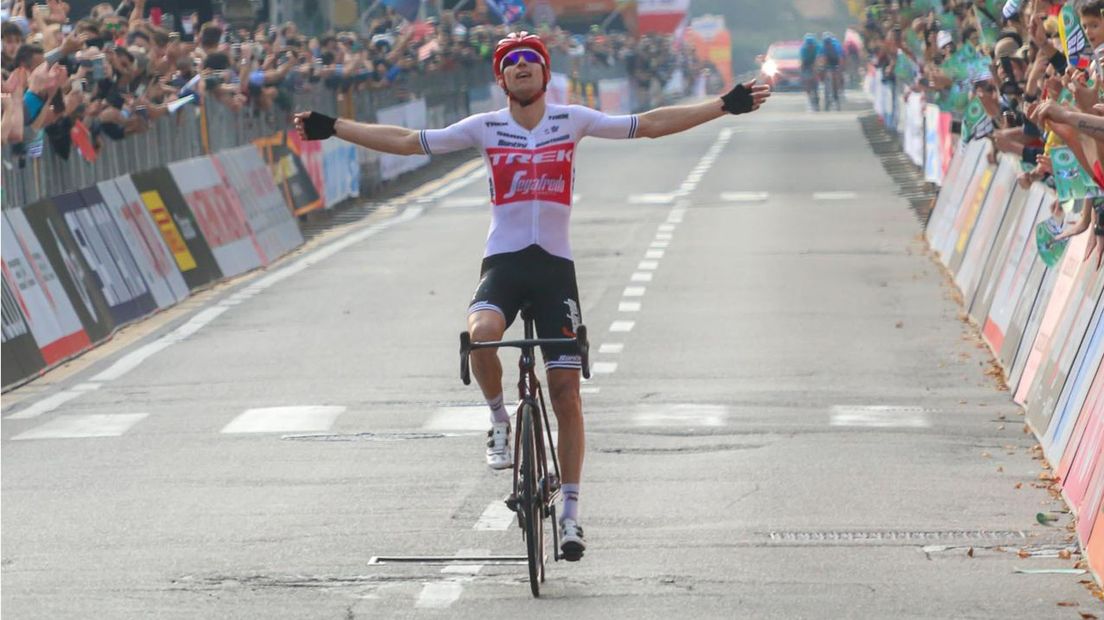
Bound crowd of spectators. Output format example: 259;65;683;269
863;0;1104;266
0;0;698;161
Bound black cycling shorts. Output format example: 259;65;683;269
468;244;583;371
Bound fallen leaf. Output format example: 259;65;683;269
895;321;904;329
1057;601;1079;607
982;451;992;458
997;466;1004;473
998;425;1006;430
1018;549;1031;559
1059;550;1072;560
1015;482;1023;489
1079;613;1097;620
967;547;974;558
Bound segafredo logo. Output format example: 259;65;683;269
487;144;574;206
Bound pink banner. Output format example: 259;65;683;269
1060;363;1104;525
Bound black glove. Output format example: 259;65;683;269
302;111;337;140
720;83;755;115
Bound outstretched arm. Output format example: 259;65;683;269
636;81;771;139
293;111;423;155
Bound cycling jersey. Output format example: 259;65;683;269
419;103;640;260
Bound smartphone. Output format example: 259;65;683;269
90;54;105;80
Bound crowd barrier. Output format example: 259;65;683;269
868;71;1104;584
1;58;686;390
865;68;955;186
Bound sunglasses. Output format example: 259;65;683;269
501;50;543;70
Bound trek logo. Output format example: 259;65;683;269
487;144;575;206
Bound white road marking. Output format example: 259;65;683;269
631;272;653;282
599;343;624;354
92;306;230;382
628;193;674;205
73;382;102;392
581;387;600;394
813;191;858;201
221;406;346;434
610;321;635;333
623;286;646;297
440;197;488;209
13;413;148;440
650;240;669;248
829;405;932;428
667;211;685;223
6;390;84;420
658;224;676;232
618;301;641;312
655;232;673;240
592;362;618;374
473;501;516;531
635;404;727;427
638;261;659;270
423;405;491;431
721;192;770;203
646;249;665;259
686;173;703;183
573;193;582;203
415;582;465;609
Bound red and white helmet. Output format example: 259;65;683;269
492;31;552;88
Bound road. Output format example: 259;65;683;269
3;92;1099;619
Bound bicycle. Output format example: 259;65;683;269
458;303;591;597
823;65;843;111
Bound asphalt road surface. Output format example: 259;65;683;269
3;92;1100;619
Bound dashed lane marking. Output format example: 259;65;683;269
599;343;624;354
618;301;641;312
646;249;665;259
628;193;675;205
610;321;636;333
5;390;84;420
721;192;770;203
655;232;673;240
473;502;515;531
635;404;727;427
592;362;618;374
631;272;653;282
623;286;646;297
650;240;669;248
658;223;676;232
813;191;858;200
829;406;932;428
221;406;346;434
638;261;659;270
12;413;148;440
441;197;488;209
423;406;488;431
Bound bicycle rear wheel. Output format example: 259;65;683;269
518;402;544;597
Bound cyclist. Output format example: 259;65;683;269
799;32;822;110
293;31;770;561
821;31;844;111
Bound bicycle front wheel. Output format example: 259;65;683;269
518;401;544;597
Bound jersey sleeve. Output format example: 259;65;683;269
419;113;484;155
570;105;640;140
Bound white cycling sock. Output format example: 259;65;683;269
560;483;580;522
487;394;510;425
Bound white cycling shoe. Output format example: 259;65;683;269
485;422;512;470
559;518;586;561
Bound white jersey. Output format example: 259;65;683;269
420;103;640;260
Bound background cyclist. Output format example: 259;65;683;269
800;32;822;111
822;31;844;111
293;31;770;563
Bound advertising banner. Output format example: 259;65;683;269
1;266;46;386
637;0;690;34
983;184;1049;352
169;157;265;278
930;140;990;259
19;198;115;343
1007;259;1059;392
0;210;90;367
59;187;159;326
213;146;303;264
548;72;570;106
685;15;733;90
1013;231;1092;406
1049;292;1104;469
971;179;1029;319
946;163;994;272
1063;364;1104;539
904;92;925;166
254;132;324;217
955;157;1017;299
921;124;941;180
99;177;189;309
320;137;361;209
597;77;632;115
130;168;222;290
377;99;431;181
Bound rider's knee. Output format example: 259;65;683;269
469;315;505;343
547;375;581;413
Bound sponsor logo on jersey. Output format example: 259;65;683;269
487;143;575;207
547;113;568;120
497;140;528;147
485;121;508;127
496;130;528;141
535;134;570;148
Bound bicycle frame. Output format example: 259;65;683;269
510;313;562;528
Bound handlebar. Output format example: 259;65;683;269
459;325;591;385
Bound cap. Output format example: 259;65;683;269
937;30;953;50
